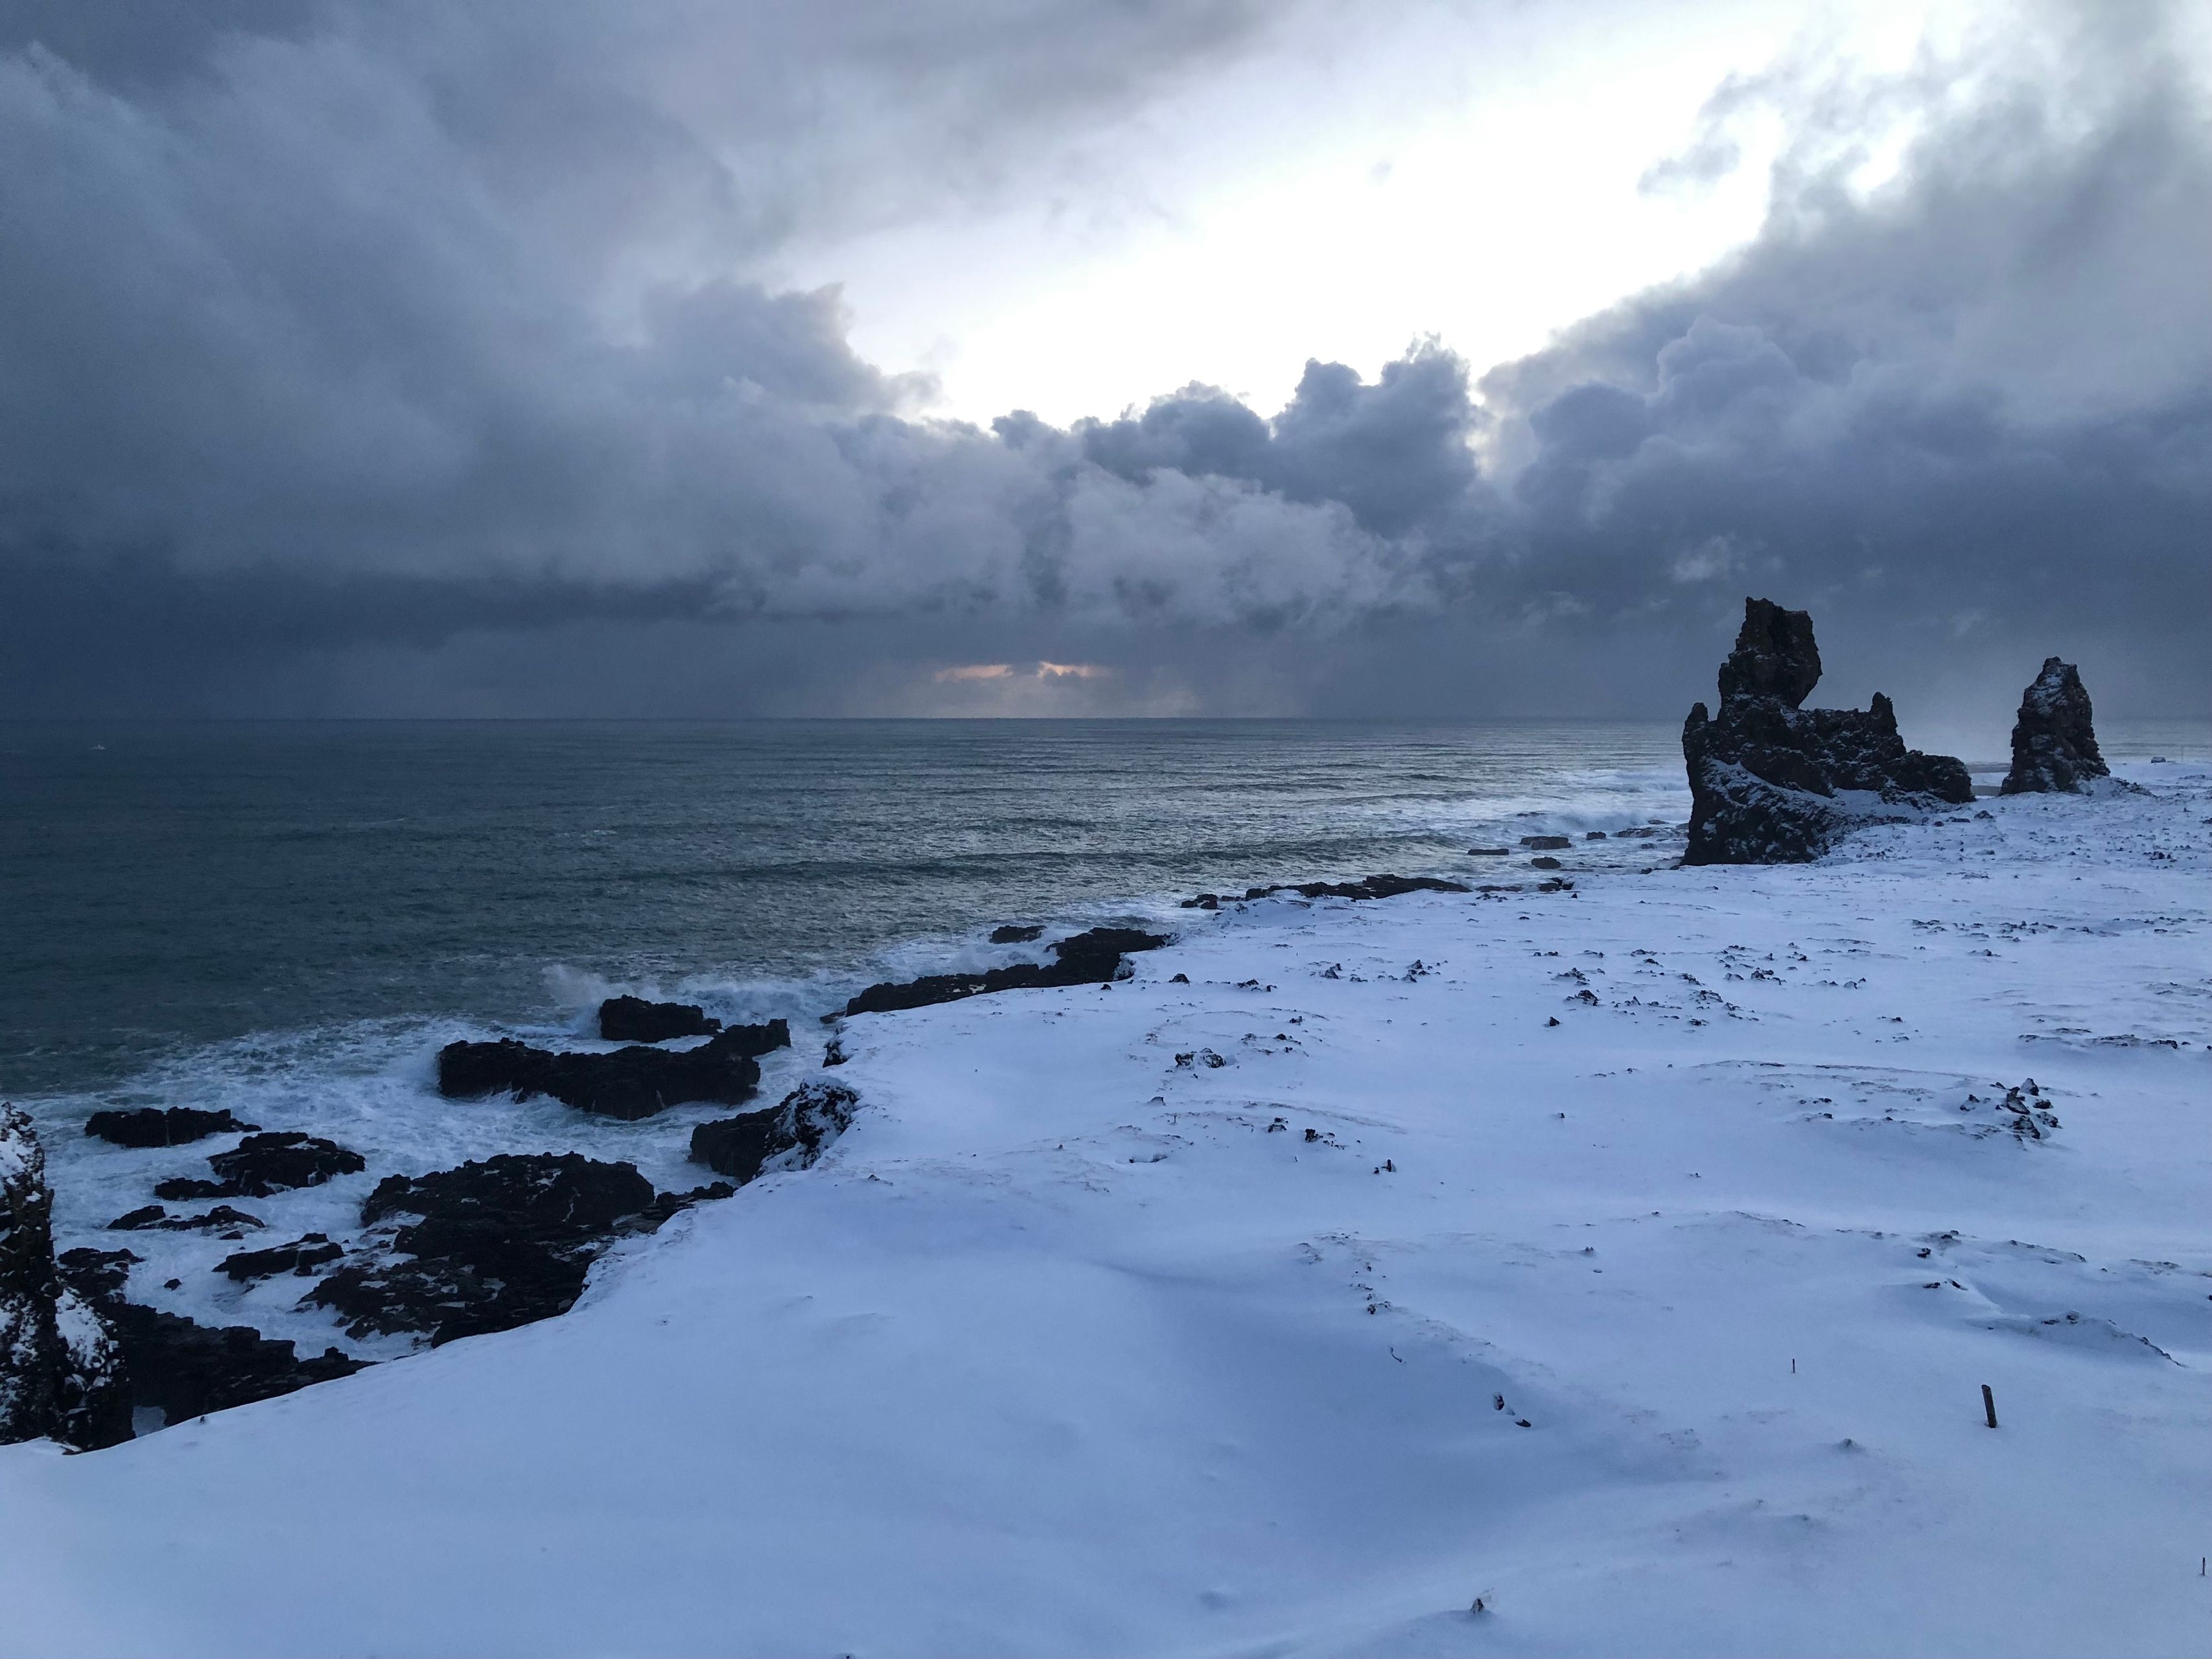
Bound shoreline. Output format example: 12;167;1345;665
5;760;2206;1654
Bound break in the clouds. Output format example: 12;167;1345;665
0;0;2205;720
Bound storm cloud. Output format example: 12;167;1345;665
0;0;2204;720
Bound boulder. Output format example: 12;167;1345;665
598;995;721;1043
436;1020;789;1120
1;1106;133;1450
1519;836;1572;851
690;1082;859;1183
1682;598;1972;864
837;928;1169;1019
307;1154;660;1345
2001;658;2109;794
84;1107;258;1148
988;924;1045;944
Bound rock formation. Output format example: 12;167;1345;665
307;1153;712;1346
153;1131;366;1201
1;1106;132;1449
1682;598;1973;864
836;927;1169;1017
84;1106;258;1148
691;1082;858;1183
1180;875;1467;911
598;995;721;1043
2001;658;2109;794
436;1019;789;1120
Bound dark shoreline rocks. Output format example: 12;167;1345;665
84;1107;258;1148
691;1082;857;1183
308;1153;672;1347
835;927;1169;1019
2;1106;131;1450
598;995;721;1043
153;1131;366;1201
1682;598;1972;864
1181;874;1468;911
109;1203;266;1233
436;1020;790;1120
2001;658;2109;794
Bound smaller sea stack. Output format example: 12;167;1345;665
2001;658;2108;794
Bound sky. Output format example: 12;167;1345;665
0;0;2205;732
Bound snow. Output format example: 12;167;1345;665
4;763;2209;1656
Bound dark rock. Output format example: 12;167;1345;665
56;1247;138;1304
1585;831;1608;841
988;924;1045;944
216;1235;343;1282
436;1021;789;1120
1205;874;1470;907
2001;658;2109;794
307;1154;660;1345
61;1268;369;1425
598;995;721;1043
630;1182;738;1231
836;928;1169;1019
690;1082;858;1183
1467;848;1509;856
84;1107;259;1148
152;1131;366;1202
110;1204;267;1233
1519;836;1572;850
1530;857;1563;870
1;1106;132;1450
1682;597;1971;864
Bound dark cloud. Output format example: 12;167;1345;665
0;0;2204;723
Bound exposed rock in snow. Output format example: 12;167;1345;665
1180;875;1468;909
1683;597;1973;863
690;1082;858;1184
2002;658;2110;795
838;927;1169;1016
83;1108;259;1148
436;1021;791;1120
0;1107;130;1450
153;1132;367;1201
307;1154;663;1345
598;996;722;1043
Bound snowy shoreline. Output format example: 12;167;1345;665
5;762;2209;1656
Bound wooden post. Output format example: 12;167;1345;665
1981;1384;1997;1428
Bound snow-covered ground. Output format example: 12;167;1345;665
4;763;2207;1658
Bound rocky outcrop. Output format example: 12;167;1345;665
598;996;721;1043
84;1107;258;1148
307;1154;669;1346
216;1235;343;1282
436;1020;790;1120
988;924;1044;944
153;1131;366;1201
1682;599;1972;864
54;1247;368;1428
836;927;1169;1018
1180;875;1467;911
1;1106;133;1450
2001;658;2109;794
691;1082;858;1183
108;1203;264;1233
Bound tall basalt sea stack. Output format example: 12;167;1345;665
1682;598;1973;864
1;1106;132;1450
2001;658;2108;794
